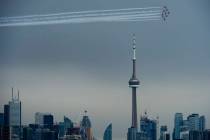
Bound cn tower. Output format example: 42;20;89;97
128;34;140;129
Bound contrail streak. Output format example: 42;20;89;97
0;7;163;27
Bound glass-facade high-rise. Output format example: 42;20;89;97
81;111;93;140
173;113;183;140
9;90;22;140
9;99;21;126
140;115;157;140
64;116;73;132
187;114;199;131
103;123;112;140
199;116;205;131
173;113;206;140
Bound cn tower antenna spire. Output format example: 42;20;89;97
132;34;136;60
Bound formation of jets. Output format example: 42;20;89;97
162;6;170;21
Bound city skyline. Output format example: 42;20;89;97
0;0;210;139
0;95;208;140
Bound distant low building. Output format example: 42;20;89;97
160;126;170;140
35;112;54;127
23;127;33;140
127;127;137;140
162;132;170;140
0;113;4;126
203;129;210;140
35;128;56;140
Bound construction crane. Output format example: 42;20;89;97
0;6;169;27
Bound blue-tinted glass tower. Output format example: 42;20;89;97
64;116;73;131
140;115;157;140
173;113;183;140
103;123;112;140
199;116;205;131
81;111;93;140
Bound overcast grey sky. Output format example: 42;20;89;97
0;0;210;139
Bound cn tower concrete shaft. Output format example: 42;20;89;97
132;87;138;128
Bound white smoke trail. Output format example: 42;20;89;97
0;7;162;27
0;7;161;19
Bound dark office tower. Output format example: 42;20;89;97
0;113;4;140
43;114;54;128
163;133;170;140
189;130;203;140
2;126;10;140
203;130;210;140
23;127;33;140
128;34;140;129
103;123;112;140
4;105;9;126
0;113;4;126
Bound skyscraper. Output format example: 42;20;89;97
43;114;54;127
0;113;4;126
58;116;74;138
140;113;157;140
173;113;183;140
187;114;199;131
64;116;74;132
22;127;33;140
9;88;21;140
199;116;205;131
127;34;140;140
9;89;21;127
173;113;206;140
103;123;112;140
81;110;93;140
